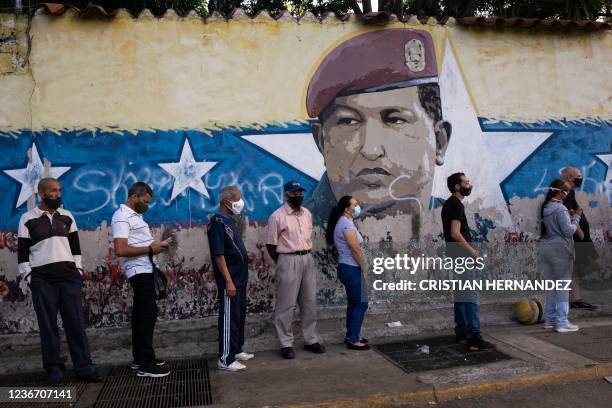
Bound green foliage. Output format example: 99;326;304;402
0;0;607;20
60;0;208;16
473;0;608;19
243;0;356;16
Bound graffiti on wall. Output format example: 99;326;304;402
0;126;323;230
0;27;610;332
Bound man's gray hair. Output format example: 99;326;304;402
219;186;238;202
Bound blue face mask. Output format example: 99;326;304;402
352;205;362;218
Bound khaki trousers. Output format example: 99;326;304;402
274;253;319;347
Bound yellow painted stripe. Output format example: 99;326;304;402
290;363;612;408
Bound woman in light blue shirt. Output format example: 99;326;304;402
325;196;370;350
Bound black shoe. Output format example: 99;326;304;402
280;347;295;359
346;342;371;350
136;365;171;378
304;343;326;354
77;372;101;383
456;335;468;344
467;337;496;352
131;359;166;370
344;338;369;345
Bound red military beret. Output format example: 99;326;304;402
306;29;438;118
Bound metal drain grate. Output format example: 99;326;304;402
375;335;512;374
94;359;213;408
0;371;88;408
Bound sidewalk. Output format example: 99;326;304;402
0;302;610;407
210;316;612;407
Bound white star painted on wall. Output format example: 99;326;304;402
3;143;71;208
241;133;325;180
158;139;218;201
595;153;612;204
432;39;553;227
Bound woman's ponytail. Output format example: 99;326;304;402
325;195;353;246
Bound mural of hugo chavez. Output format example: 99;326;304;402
305;29;451;239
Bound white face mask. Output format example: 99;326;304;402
227;198;245;215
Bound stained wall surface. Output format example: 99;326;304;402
0;10;610;333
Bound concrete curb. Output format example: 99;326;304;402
291;362;612;407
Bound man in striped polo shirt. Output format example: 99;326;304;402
112;182;172;378
17;178;98;385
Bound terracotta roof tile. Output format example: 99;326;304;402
33;4;612;30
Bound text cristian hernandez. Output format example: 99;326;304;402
372;279;572;291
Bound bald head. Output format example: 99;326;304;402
561;166;583;190
38;177;60;193
37;177;62;211
562;167;580;180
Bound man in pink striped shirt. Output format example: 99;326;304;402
266;181;325;359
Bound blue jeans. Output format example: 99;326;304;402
544;298;570;326
539;244;573;326
454;302;480;340
337;263;368;344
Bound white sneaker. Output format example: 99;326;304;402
543;321;555;329
218;360;246;372
555;322;579;332
235;352;255;361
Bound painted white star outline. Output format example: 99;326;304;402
432;39;553;227
3;143;71;208
595;152;612;203
158;139;218;201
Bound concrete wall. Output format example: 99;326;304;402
0;10;610;334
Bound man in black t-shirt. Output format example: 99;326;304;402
562;166;600;310
442;173;495;352
207;186;253;372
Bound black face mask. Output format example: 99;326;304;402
134;202;149;214
42;196;62;210
287;196;304;209
573;177;583;188
459;186;472;197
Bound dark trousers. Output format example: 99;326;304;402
30;277;95;380
237;285;247;353
337;263;369;344
454;302;480;340
217;285;246;366
129;273;158;369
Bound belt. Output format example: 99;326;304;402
282;250;311;255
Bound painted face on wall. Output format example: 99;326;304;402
312;86;449;217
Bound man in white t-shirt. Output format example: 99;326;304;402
111;182;172;378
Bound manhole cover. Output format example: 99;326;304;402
94;359;213;408
375;335;512;374
533;325;612;362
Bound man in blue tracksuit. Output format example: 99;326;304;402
207;185;253;371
